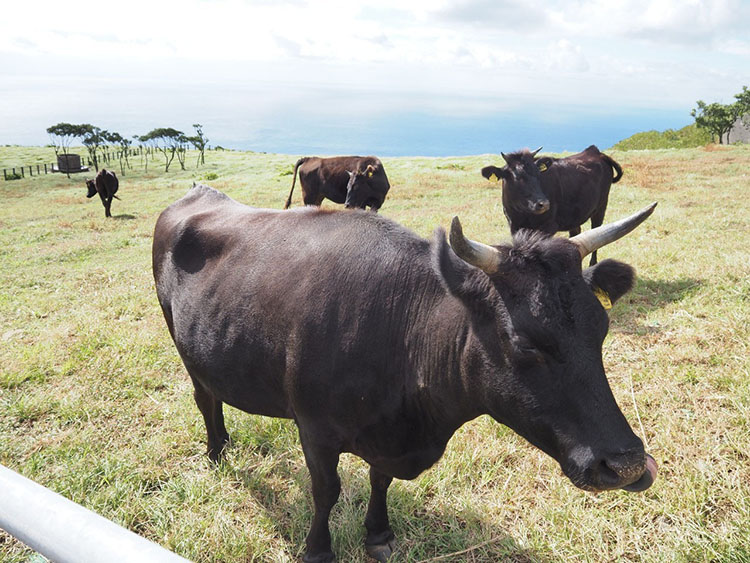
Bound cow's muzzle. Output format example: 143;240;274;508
530;199;550;214
565;446;657;492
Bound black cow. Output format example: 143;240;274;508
284;156;390;211
481;145;623;265
86;168;120;218
153;185;657;563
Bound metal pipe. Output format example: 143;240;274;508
0;464;191;563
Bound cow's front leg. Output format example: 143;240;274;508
364;466;395;562
299;431;340;563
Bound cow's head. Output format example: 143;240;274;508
434;203;658;492
481;147;550;215
345;164;382;211
85;179;97;198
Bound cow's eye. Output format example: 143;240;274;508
513;336;546;366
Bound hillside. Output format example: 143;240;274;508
612;123;712;150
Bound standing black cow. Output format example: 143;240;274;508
86;168;120;218
481;145;623;265
153;185;657;563
284;155;390;211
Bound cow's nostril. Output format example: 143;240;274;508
596;459;621;486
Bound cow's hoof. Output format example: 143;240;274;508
366;537;396;562
302;551;335;563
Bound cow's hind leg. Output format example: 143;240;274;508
299;431;340;563
365;466;395;562
190;377;230;463
588;203;609;266
98;192;111;218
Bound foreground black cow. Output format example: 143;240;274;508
284;155;390;211
86;168;120;218
153;185;657;562
481;145;623;265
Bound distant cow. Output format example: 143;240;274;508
86;168;120;218
154;184;658;562
481;145;623;265
284;156;390;211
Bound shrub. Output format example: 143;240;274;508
613;123;712;150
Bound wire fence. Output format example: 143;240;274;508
2;148;150;181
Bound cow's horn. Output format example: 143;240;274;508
531;146;543;157
449;217;503;274
570;202;657;260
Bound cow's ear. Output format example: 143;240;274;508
582;259;635;307
432;228;497;316
535;156;553;172
481;166;508;183
366;164;375;178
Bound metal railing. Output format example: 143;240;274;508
0;464;191;563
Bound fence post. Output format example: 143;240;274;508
45;164;48;174
3;169;6;181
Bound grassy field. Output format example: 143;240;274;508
1;144;749;562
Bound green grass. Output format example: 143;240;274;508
1;144;749;562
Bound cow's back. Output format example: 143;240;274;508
540;146;614;231
153;184;440;427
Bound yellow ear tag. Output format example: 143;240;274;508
488;173;498;182
538;163;548;172
368;171;373;178
593;286;612;310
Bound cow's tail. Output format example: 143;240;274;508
603;154;623;183
113;194;121;200
284;157;307;209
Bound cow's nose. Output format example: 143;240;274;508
591;449;647;489
534;200;550;214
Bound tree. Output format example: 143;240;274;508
141;128;185;172
46;122;83;178
189;123;209;167
175;133;190;171
735;85;750;129
105;131;132;175
80;124;106;171
691;100;742;144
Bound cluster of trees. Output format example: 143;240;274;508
46;123;209;177
691;86;750;144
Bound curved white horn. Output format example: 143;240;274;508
449;217;503;274
571;202;657;260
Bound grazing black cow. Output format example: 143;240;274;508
86;168;120;218
481;145;623;265
284;155;390;211
153;185;657;563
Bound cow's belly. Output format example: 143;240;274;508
171;293;293;419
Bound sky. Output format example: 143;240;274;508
2;0;749;155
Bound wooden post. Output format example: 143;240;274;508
3;169;6;181
45;164;48;174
